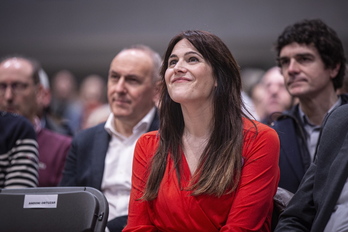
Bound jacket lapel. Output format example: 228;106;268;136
91;124;111;189
277;117;306;181
148;110;160;132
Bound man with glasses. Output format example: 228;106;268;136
0;55;72;187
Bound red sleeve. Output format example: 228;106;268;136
221;123;280;231
123;132;159;232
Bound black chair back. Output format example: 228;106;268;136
0;186;109;232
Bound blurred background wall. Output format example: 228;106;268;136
1;0;347;84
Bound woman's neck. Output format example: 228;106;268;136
181;101;213;175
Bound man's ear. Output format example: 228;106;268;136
41;88;52;107
330;63;341;79
152;81;161;108
36;84;45;103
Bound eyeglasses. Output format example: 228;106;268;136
0;82;30;96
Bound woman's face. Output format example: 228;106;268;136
165;39;216;105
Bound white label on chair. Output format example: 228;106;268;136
23;195;58;208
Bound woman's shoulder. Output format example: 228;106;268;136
137;130;160;147
243;118;278;139
139;130;159;140
242;118;280;160
135;131;160;158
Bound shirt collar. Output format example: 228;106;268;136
104;107;156;138
299;96;342;126
33;116;42;133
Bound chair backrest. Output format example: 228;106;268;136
0;186;109;232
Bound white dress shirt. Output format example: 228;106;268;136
101;107;156;221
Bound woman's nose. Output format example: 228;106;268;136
173;61;187;74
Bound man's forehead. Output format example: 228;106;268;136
110;50;152;73
0;58;34;83
280;43;318;57
0;58;32;70
115;49;152;62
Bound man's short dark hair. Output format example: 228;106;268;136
275;19;346;90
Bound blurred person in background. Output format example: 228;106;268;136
84;103;111;129
37;68;73;136
241;67;265;120
0;55;72;187
50;69;81;134
337;64;348;95
78;74;107;130
260;66;295;124
249;81;267;122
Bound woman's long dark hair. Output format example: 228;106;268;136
142;30;251;200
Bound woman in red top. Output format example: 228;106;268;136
123;30;280;232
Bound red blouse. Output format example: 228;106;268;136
123;119;280;232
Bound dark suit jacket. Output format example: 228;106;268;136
59;111;159;231
272;94;348;193
271;109;308;193
275;104;348;231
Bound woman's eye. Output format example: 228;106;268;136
188;57;199;62
168;59;177;66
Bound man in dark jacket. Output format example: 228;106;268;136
60;45;161;232
275;104;348;232
271;19;347;193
